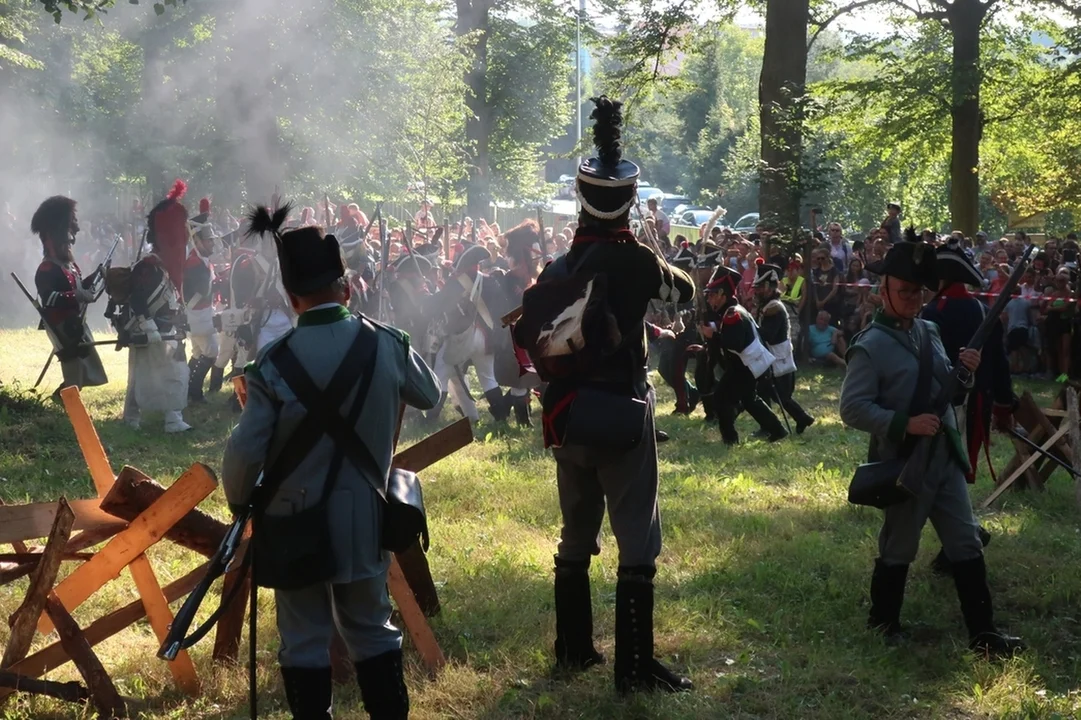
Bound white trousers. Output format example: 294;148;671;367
257;309;294;353
434;326;498;422
190;333;220;362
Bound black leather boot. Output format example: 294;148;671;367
931;527;991;578
554;557;605;672
280;666;333;719
207;364;224;393
188;356;212;404
510;393;533;427
355;649;409;719
952;554;1025;657
868;559;908;639
484;388;510;422
614;567;693;695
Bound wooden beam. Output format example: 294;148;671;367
127;555;200;696
393;418;473;474
37;464;217;635
0;552;94;563
0;500;127;545
65;526;125;554
395;541;440;617
0;670;89;704
0;562;207;702
101;466;228;558
982;425;1070;507
2;498;75;670
59;387;116;497
1069;389;1081;510
388;557;445;677
45;595;126;719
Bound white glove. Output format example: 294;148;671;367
75;286;96;303
145;329;162;345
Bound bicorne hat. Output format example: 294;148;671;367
866;227;937;289
752;263;783;287
935;238;984;287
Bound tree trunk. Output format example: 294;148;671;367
457;0;491;220
947;0;986;236
758;0;809;234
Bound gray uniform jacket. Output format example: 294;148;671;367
222;304;441;583
839;313;971;472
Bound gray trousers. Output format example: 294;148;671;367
274;574;401;668
552;404;662;569
879;444;983;566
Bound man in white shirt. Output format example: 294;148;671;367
647;198;670;240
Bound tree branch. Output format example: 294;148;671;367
883;0;948;20
808;0;883;51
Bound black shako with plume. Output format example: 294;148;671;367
246;202;346;296
576;95;640;222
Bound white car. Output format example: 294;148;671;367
731;212;760;234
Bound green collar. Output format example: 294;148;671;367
871;309;914;331
297;304;351;327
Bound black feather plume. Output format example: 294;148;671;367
589;95;623;167
903;226;919;243
245;202;294;238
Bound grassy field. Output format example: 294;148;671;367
1;327;1080;720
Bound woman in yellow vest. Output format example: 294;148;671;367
780;255;806;343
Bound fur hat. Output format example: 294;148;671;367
453;243;492;273
147;179;189;291
247;202;345;296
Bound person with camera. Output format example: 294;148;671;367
222;203;441;719
839;233;1024;657
513;96;695;695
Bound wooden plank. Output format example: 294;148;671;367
395;541;440;617
101;466;228;558
0;552;94;563
127;555;200;696
388;557;445;677
0;670;89;703
1069;389;1081;510
982;425;1070;507
2;498;75;670
0;499;127;545
59;387;116;497
212;526;251;664
45;595;126;719
393;418;473;474
0;562;207;701
37;464;217;635
65;526;125;554
0;499;31;554
1042;408;1068;417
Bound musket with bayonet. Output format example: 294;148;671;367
896;244;1036;497
85;234;123;302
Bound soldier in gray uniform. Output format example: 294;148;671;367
222;203;441;719
513;96;695;694
839;238;1024;657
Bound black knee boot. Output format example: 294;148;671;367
952;554;1025;657
280;666;333;719
614;567;693;695
208;364;224;393
485;388;510;422
355;649;409;719
553;557;604;671
931;526;991;578
868;559;908;638
188;356;212;404
510;393;533;428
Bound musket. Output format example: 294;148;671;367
12;272;68;388
896;244;1036;496
86;234;123;301
158;491;254;661
1010;428;1081;478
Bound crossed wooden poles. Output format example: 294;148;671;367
0;385;472;716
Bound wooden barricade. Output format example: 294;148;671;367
982;388;1081;508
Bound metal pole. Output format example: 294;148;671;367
575;0;582;172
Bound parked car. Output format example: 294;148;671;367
731;212;760;234
637;183;664;203
659;194;691;215
672;203;708;218
679;209;716;227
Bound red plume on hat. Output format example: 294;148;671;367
148;179;190;292
199;197;211;215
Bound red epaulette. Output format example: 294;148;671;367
37;259;56;273
722;307;741;326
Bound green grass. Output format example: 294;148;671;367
1;328;1080;719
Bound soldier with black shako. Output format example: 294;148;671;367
31;195;108;398
753;262;815;433
700;265;788;445
513;96;695;694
